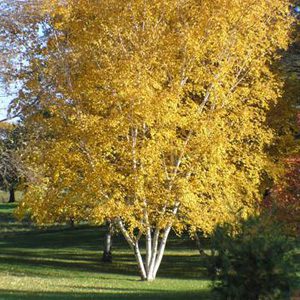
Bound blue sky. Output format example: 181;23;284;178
0;87;11;120
0;82;18;121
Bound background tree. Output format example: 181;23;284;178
262;22;300;236
0;122;26;202
0;0;46;122
16;0;295;281
265;157;300;236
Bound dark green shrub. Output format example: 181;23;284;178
207;216;297;300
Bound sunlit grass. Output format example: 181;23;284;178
0;191;23;204
0;203;211;300
1;202;298;299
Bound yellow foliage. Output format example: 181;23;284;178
18;0;294;238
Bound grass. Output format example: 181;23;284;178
1;202;299;300
0;191;23;204
0;203;212;300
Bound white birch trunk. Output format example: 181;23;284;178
148;228;160;280
115;218;176;281
102;222;114;262
152;225;172;278
133;242;147;280
145;226;152;274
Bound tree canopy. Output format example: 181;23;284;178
15;0;295;280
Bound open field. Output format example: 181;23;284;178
0;203;212;300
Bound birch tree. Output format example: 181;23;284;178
17;0;294;280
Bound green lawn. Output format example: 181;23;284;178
0;203;211;300
0;191;23;204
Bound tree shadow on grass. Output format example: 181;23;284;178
0;227;209;280
0;203;17;211
0;250;208;280
0;289;212;300
1;225;207;251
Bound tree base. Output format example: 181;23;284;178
102;251;112;263
141;277;155;282
8;188;15;203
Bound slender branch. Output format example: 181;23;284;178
135;229;143;243
115;218;134;248
0;112;21;123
